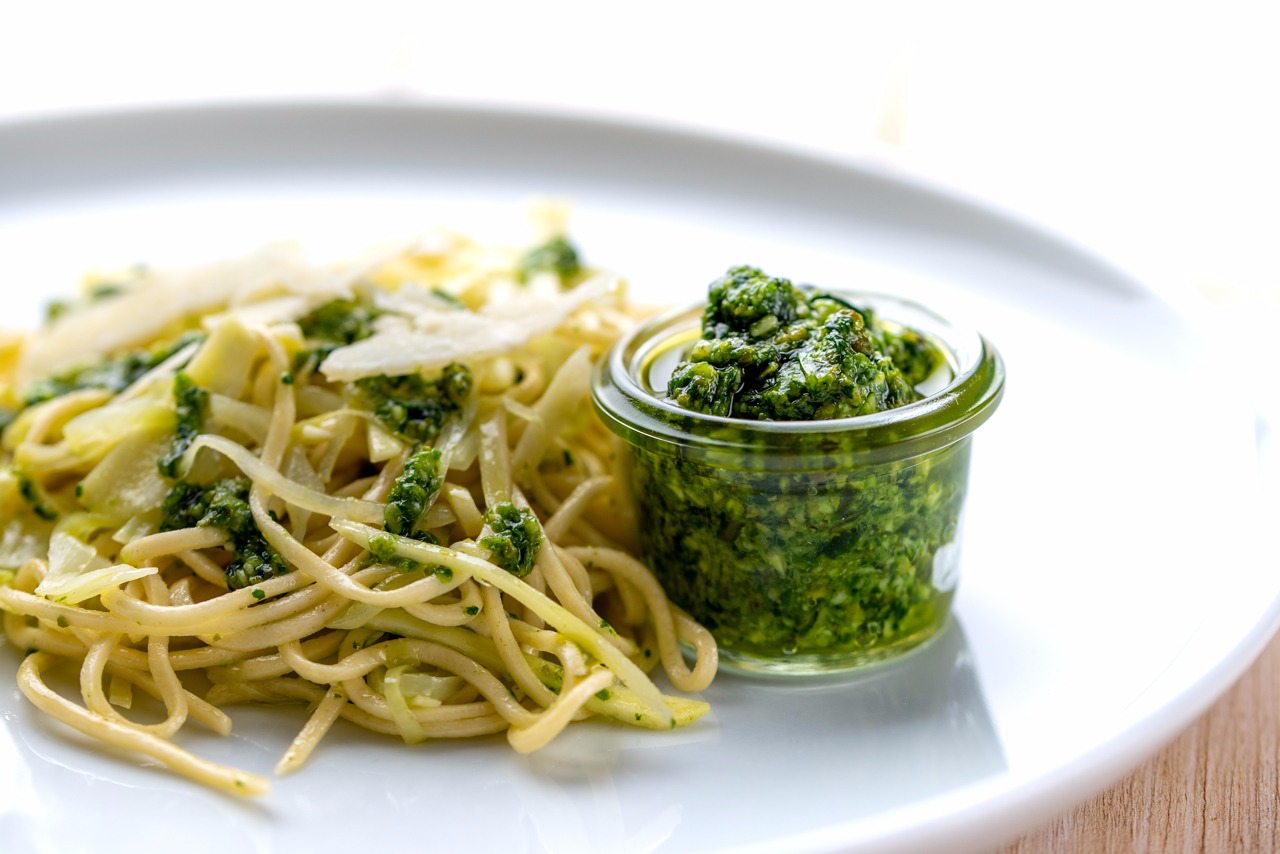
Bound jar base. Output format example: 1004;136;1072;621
713;624;944;677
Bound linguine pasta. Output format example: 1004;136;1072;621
0;219;717;796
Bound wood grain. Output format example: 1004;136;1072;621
998;628;1280;853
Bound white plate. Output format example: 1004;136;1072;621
0;103;1273;854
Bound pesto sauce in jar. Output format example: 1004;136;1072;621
594;264;1003;673
631;435;968;663
623;267;974;671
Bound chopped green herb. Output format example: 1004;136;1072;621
517;236;582;285
88;283;126;301
42;282;128;326
298;297;382;346
464;605;480;616
478;502;542;578
294;297;383;376
251;588;266;600
16;474;58;521
157;372;209;478
160;478;291;589
384;447;442;537
354;364;472;445
666;266;943;420
368;533;400;565
22;331;204;408
367;530;444;575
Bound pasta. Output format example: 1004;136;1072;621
0;216;717;796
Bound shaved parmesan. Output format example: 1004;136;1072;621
319;274;618;382
18;243;347;383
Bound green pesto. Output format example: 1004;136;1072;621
354;364;472;445
157;371;209;478
22;331;205;408
632;441;967;659
293;296;382;375
384;446;443;537
636;267;963;662
517;236;582;285
666;267;942;420
478;502;542;578
367;530;448;577
297;297;382;347
159;477;291;589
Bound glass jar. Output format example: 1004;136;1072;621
591;291;1005;675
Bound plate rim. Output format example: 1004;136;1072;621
0;98;1274;854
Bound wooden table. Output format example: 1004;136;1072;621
999;626;1280;852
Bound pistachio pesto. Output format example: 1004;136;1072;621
592;270;1005;674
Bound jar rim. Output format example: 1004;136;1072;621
591;289;1006;466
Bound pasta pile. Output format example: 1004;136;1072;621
0;218;717;795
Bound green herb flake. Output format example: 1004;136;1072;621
368;533;399;565
16;474;58;522
430;287;466;308
367;529;443;575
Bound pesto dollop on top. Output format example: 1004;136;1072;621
665;266;943;420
